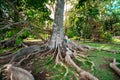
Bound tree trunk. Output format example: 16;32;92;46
48;0;64;49
0;0;98;79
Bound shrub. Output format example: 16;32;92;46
104;32;112;42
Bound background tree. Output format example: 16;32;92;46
0;0;51;47
65;0;120;42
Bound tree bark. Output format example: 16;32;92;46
48;0;64;49
3;64;35;80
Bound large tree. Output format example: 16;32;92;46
0;0;98;80
48;0;64;49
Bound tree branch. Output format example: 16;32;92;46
26;27;46;42
4;0;19;13
30;24;51;34
0;21;28;30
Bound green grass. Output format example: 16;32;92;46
0;41;120;80
78;42;120;80
87;50;119;80
33;52;119;80
17;41;120;80
113;38;120;44
0;47;11;54
32;55;77;80
79;41;120;51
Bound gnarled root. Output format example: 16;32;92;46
110;58;120;76
0;45;45;64
1;64;35;80
0;39;98;80
65;49;98;80
80;71;98;80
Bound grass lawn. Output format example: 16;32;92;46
0;41;120;80
31;41;120;80
79;41;120;80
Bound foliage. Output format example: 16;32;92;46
0;0;52;43
65;0;120;42
15;30;32;45
16;36;22;45
66;29;75;38
104;31;112;42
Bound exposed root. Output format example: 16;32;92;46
79;71;98;80
0;45;44;64
110;58;120;76
63;63;69;78
46;74;62;79
0;39;99;80
0;47;17;56
16;53;32;65
54;46;72;79
0;53;16;64
89;61;95;71
65;53;82;72
55;61;69;79
65;49;98;80
21;42;28;47
70;70;80;80
54;56;69;79
75;56;95;71
1;64;35;80
58;62;69;78
100;49;120;54
75;57;86;64
0;0;99;79
68;41;93;52
71;41;120;54
77;54;87;58
55;53;60;64
40;48;53;57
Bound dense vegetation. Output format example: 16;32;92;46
65;0;120;42
0;0;120;43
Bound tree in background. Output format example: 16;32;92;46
0;0;51;47
66;0;120;42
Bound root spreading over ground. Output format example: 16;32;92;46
0;0;99;79
110;59;120;77
0;38;99;80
